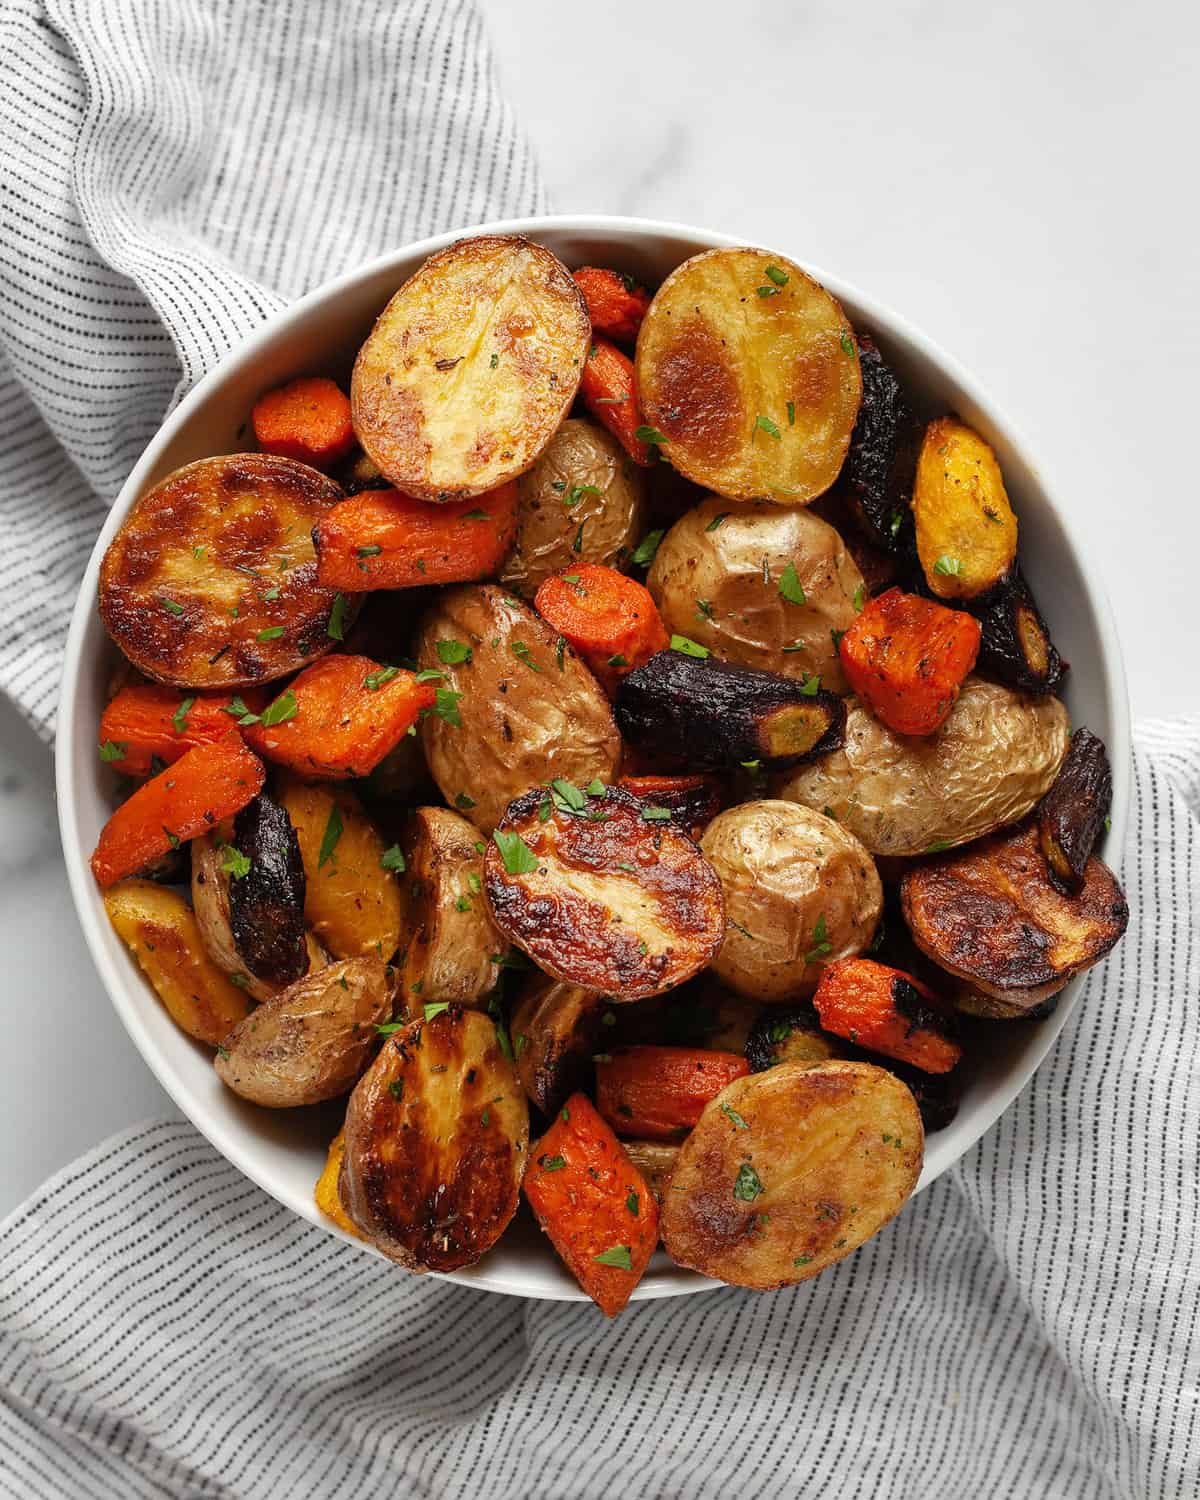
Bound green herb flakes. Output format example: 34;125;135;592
670;633;709;659
631;529;664;567
493;830;538;875
593;1244;633;1270
381;845;406;872
261;688;297;727
733;1164;763;1201
318;805;344;868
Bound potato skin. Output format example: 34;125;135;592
510;972;607;1117
774;676;1070;857
214;957;394;1107
351;235;590;502
659;1061;922;1288
700;800;882;1003
415;584;621;835
500;418;646;597
647;496;864;691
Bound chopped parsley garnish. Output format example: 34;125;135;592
550;778;587;813
779;561;806;605
705;512;729;531
222;696;260;725
670;634;709;659
641;806;673;822
799;673;821;696
493;830;538;875
389;1080;404;1101
429;689;462;727
462;509;489;521
327;593;347;641
853;583;867;612
467;871;481;893
765;264;789;287
414;668;444;683
695;599;714;621
160;597;184;616
565;484;600;507
423;1002;451;1022
363;666;399;691
171;696;195;734
733;1164;763;1201
804;913;832;963
933;555;963;577
593;1244;633;1270
626;1190;640;1216
607;652;628;666
782;640;806;653
721;1102;750;1131
511;640;542;672
540;1154;566;1173
794;1255;813;1267
830;627;847;651
455;895;472;911
455;791;476;810
375;1021;405;1037
839;331;856;356
755;414;781;440
436;637;473;666
380;845;406;872
257;625;285;641
260;688;297;727
489;352;499;368
164;828;181;850
786;400;796;426
357;544;382;558
631;529;664;567
98;741;127;763
585;780;606;796
220;845;252;880
572;522;585;553
926;839;954;853
634;425;668;447
318;804;344;868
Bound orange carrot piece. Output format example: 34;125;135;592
617;774;721;840
534;564;668;692
242;654;436;779
813;958;962;1074
90;734;265;888
573;267;651;343
523;1092;658;1317
839;587;981;737
578;338;654;466
252;377;355;470
98;683;269;777
595;1046;750;1140
314;482;518;592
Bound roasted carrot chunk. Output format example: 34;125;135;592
839;586;981;736
523;1092;658;1316
578;338;653;466
595;1046;751;1140
242;655;435;779
573;267;651;343
812;957;961;1074
314;482;518;592
252;377;355;470
98;683;269;777
90;734;265;888
534;564;668;692
617;773;721;840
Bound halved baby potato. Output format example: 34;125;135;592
913;417;1018;601
635;248;862;503
659;1060;923;1288
351;235;591;502
98;454;349;688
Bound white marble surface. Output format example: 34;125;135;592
1;0;1197;1213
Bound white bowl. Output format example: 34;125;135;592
57;215;1131;1302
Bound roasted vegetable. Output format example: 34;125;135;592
484;783;725;1000
252;377;355;471
616;773;721;841
775;676;1070;856
901;821;1128;1011
1038;728;1113;893
510;973;607;1118
578;337;653;466
972;565;1066;695
534;564;668;693
700;800;882;1002
214;956;394;1107
612;974;760;1054
104;878;251;1045
572;266;651;342
812;958;961;1073
523;1092;658;1316
621;1139;680;1203
333;448;387;496
351;235;590;501
838;587;981;736
913;417;1018;601
314;1131;361;1237
745;1004;841;1071
615;649;845;771
595;1046;750;1140
98;683;268;777
659;1060;923;1288
227;792;308;986
98;454;349;688
841;332;921;551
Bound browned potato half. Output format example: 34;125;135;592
647;495;864;691
775;676;1070;857
622;1140;680;1204
215;957;394;1107
500;418;647;597
314;1131;361;1237
913;417;1018;601
414;584;621;834
395;806;503;1014
510;971;608;1117
485;783;726;1000
277;778;403;960
901;821;1128;1011
339;1005;529;1271
700;801;882;1003
635;248;863;503
351;235;590;502
98;454;348;688
660;1060;922;1288
104;878;251;1045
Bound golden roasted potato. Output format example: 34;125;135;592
414;584;621;834
621;1139;680;1203
700;800;882;1003
351;235;590;502
775;676;1070;857
104;878;251;1045
646;496;864;691
500;418;646;597
277;778;403;960
339;1005;529;1271
395;806;503;1014
215;957;395;1107
659;1060;922;1287
98;455;349;688
913;417;1017;600
635;247;862;503
510;971;608;1116
314;1130;361;1237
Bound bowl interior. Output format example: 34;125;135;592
57;216;1130;1302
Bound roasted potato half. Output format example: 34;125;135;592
900;820;1128;1011
775;676;1070;857
913;417;1018;601
647;495;864;691
98;454;349;688
214;957;394;1107
414;584;621;834
500;418;647;597
339;1005;529;1271
510;972;608;1117
351;235;590;502
395;806;503;1013
635;248;863;503
485;783;726;1000
700;801;882;1003
659;1060;923;1288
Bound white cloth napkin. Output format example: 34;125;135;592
1;3;1197;1497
